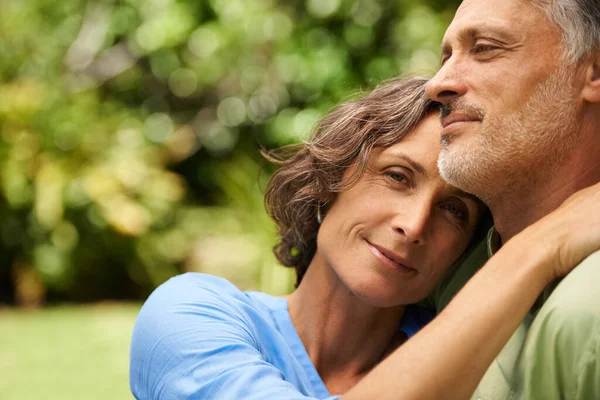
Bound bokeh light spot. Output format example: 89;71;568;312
351;0;382;27
188;26;221;58
34;244;69;285
293;108;321;140
54;122;80;151
200;122;239;155
168;68;197;97
263;12;293;41
144;112;174;143
241;66;268;94
135;21;166;52
344;23;374;49
306;0;341;19
51;221;79;250
248;93;277;123
217;97;246;127
150;50;180;80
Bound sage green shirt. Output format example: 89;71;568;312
432;229;600;400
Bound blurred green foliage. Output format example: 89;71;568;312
0;0;460;305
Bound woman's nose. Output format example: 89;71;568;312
392;203;431;245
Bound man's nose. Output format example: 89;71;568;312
425;61;467;105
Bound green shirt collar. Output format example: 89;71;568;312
487;225;561;314
487;227;501;258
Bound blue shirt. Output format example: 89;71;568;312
130;273;433;399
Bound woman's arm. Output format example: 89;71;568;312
343;182;600;400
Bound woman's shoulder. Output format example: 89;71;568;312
130;274;298;399
137;273;265;325
131;274;273;379
153;272;245;297
131;273;338;399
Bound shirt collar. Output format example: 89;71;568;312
485;225;558;314
487;227;501;257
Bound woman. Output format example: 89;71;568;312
129;77;600;400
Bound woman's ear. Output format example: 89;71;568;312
582;51;600;103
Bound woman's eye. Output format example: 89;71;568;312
386;171;409;185
443;203;468;221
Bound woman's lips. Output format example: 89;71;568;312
366;241;417;274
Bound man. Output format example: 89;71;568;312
425;0;600;398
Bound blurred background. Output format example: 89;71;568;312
0;0;460;398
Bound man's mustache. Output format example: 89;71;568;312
440;100;486;121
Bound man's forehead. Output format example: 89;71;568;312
456;0;525;14
443;0;542;44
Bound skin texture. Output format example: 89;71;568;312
426;0;600;242
286;114;481;394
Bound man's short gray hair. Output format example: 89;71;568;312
531;0;600;63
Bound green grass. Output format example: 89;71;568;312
0;303;141;400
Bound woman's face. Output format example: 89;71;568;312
315;114;482;307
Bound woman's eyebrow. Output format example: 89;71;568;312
449;187;480;204
385;153;427;177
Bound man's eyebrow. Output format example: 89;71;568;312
386;153;427;177
441;25;518;53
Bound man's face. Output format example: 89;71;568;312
426;0;582;201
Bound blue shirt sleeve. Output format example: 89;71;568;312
129;274;340;400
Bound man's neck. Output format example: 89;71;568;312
490;128;600;243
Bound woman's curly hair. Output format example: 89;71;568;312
264;77;440;286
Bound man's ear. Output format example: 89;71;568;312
582;52;600;103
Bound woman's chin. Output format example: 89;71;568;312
350;282;423;309
333;267;430;308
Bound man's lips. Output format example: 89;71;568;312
366;241;417;274
441;113;481;129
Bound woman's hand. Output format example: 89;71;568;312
521;180;600;282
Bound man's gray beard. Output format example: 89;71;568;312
437;66;582;204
